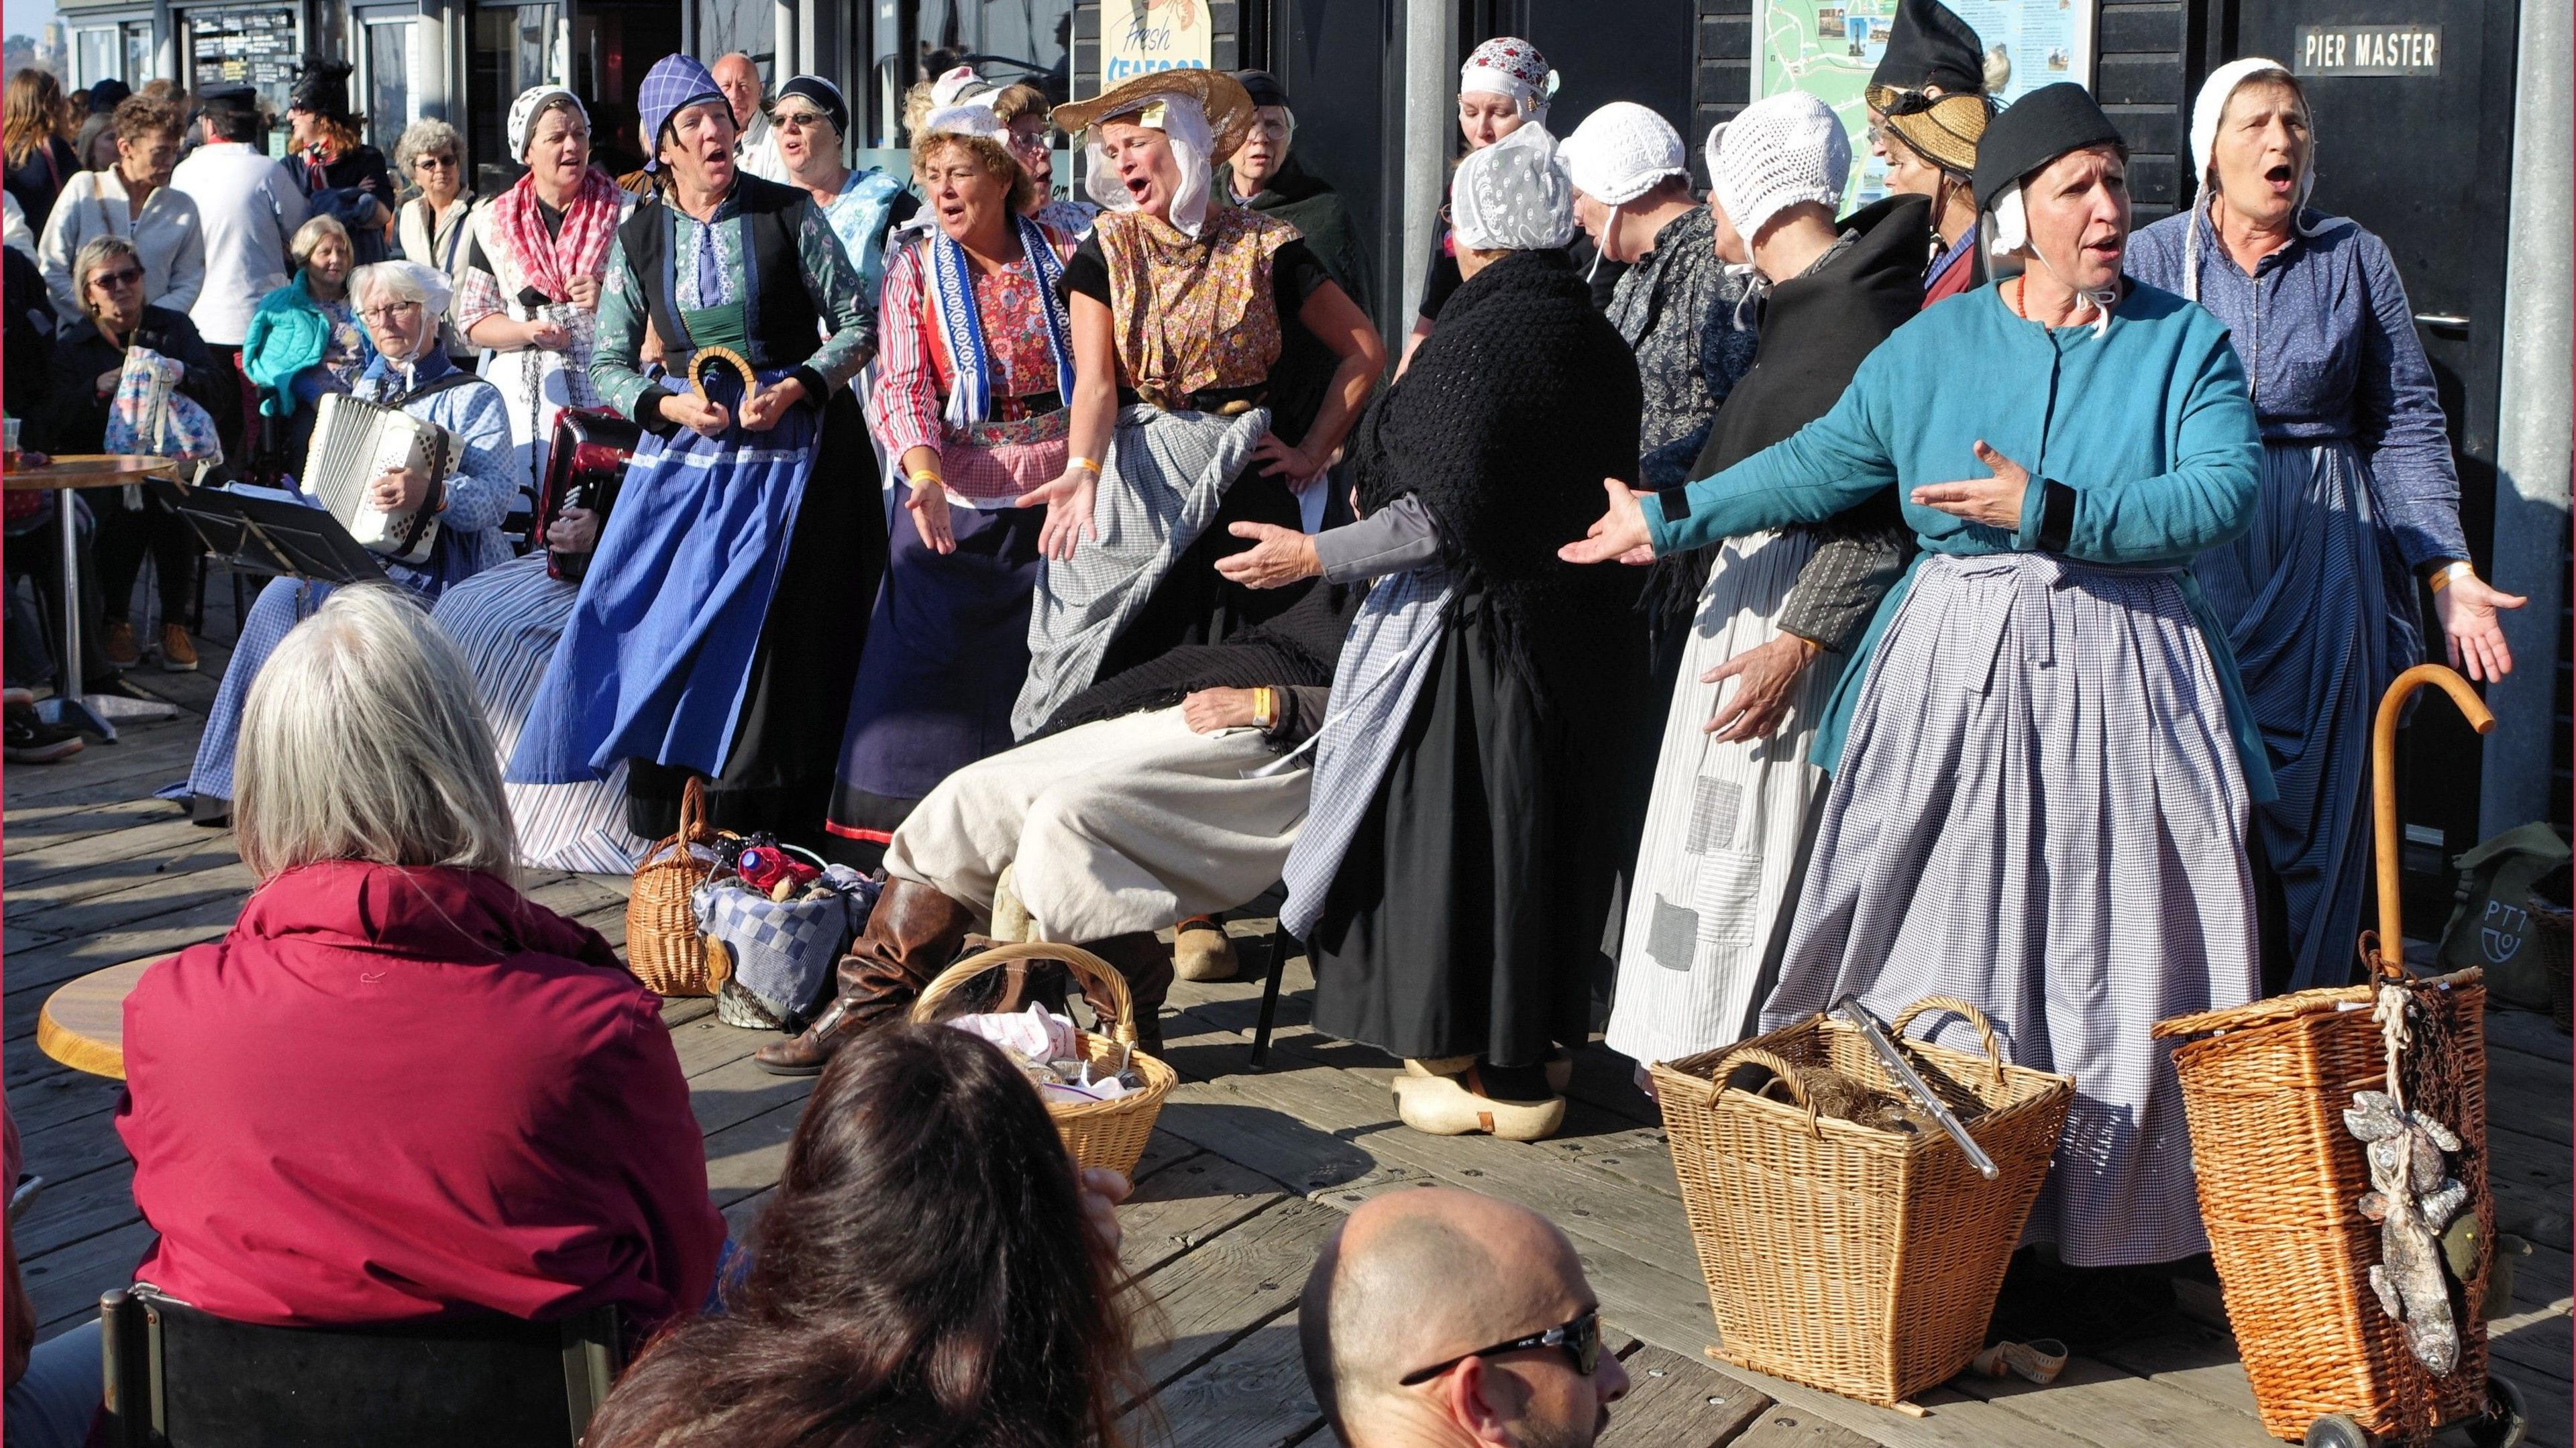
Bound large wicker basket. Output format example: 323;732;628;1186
1652;996;2074;1408
912;943;1176;1179
625;777;736;997
2148;664;2500;1444
2153;975;2491;1443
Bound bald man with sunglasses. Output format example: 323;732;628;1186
1301;1188;1629;1447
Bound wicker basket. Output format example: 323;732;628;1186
2150;664;2501;1445
1652;996;2075;1408
625;777;737;997
2153;976;2491;1443
912;942;1176;1178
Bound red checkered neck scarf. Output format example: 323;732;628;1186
492;166;622;304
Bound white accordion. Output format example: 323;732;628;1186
301;393;456;565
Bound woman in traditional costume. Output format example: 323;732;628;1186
508;55;879;846
2128;60;2522;994
1226;123;1649;1142
1008;68;1382;736
821;103;1076;862
455;87;635;496
1567;85;2266;1269
1396;38;1557;374
1864;0;2000;306
1603;95;1927;1078
769;75;913;302
189;260;521;819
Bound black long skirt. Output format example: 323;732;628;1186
627;387;884;848
1304;596;1646;1068
1092;468;1304;682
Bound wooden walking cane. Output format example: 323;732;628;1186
2362;663;2495;981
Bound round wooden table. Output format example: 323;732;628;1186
34;955;172;1080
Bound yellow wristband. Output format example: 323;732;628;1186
1252;686;1277;731
1069;455;1102;476
2428;561;2473;594
906;469;942;490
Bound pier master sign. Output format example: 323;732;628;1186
2293;23;2440;76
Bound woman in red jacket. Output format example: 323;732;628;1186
117;583;724;1332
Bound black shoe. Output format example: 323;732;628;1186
189;793;231;828
3;704;83;763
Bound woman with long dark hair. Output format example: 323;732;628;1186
3;70;78;237
587;1021;1148;1448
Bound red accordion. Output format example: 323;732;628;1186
535;406;641;583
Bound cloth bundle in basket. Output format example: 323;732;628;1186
2152;972;2493;1444
698;863;879;1031
911;942;1176;1178
1650;997;2074;1408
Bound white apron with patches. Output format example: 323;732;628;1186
1605;529;1841;1068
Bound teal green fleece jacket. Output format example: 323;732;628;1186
242;272;372;418
1646;278;2273;801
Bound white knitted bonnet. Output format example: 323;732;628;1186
1704;92;1851;246
1562;102;1688;207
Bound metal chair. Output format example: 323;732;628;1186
97;1284;622;1448
1251;918;1297;1070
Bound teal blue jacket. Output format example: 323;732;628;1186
242;272;372;418
1646;278;2273;801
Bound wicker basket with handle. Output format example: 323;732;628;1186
1651;995;2074;1408
2151;665;2500;1444
624;777;737;997
911;942;1176;1179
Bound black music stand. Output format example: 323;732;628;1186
158;482;388;589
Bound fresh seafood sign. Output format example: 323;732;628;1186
2345;1088;2469;1374
1103;0;1211;85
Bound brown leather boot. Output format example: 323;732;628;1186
1077;931;1175;1060
754;877;971;1076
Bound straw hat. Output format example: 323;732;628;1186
1051;68;1257;166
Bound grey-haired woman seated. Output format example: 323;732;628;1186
127;585;724;1333
187;258;523;824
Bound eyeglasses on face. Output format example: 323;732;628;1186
1397;1308;1603;1386
770;109;830;131
414;154;458;170
1003;127;1051;152
360;300;423;324
89;267;144;290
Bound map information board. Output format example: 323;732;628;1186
1752;0;2094;210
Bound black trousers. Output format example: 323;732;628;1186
94;488;197;628
3;508;113;687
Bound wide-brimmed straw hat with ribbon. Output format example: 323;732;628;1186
1051;69;1257;166
1864;0;1999;176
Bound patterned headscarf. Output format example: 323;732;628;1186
507;86;586;161
638;55;727;172
1448;121;1573;252
1460;36;1559;125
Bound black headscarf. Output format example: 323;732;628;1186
773;75;849;141
1972;82;2125;209
1870;0;1986;96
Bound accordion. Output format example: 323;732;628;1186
301;393;455;565
536;406;641;583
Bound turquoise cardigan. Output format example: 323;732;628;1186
1647;278;2273;801
242;272;373;419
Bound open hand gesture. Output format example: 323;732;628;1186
1558;479;1657;566
1016;464;1099;561
2434;572;2524;682
1214;522;1320;589
905;482;955;555
1910;441;2030;531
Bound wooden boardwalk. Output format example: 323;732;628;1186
4;593;2569;1448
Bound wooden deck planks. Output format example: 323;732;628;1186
5;699;2571;1448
